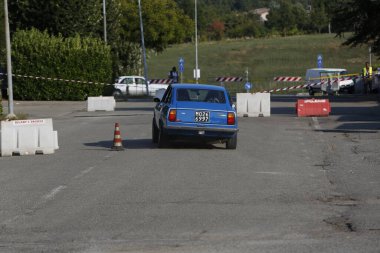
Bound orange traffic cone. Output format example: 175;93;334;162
111;123;124;151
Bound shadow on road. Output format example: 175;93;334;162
115;107;153;112
84;139;154;150
83;139;223;150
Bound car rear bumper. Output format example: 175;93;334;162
164;125;238;139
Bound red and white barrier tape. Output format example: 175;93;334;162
149;79;173;84
273;76;302;82
264;76;360;93
216;76;243;82
1;72;110;85
0;72;172;86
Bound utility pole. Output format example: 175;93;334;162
103;0;107;43
194;0;199;84
4;0;15;118
138;0;149;95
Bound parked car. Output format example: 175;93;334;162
152;84;238;149
112;76;169;98
305;68;355;95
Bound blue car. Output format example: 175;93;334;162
152;84;238;149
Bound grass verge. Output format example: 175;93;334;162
148;34;375;94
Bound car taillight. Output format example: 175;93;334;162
227;112;235;125
169;109;177;122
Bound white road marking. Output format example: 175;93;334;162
2;154;107;226
42;185;67;201
312;117;321;130
254;171;296;176
2;185;67;226
74;167;95;179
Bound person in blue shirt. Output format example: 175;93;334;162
168;66;179;84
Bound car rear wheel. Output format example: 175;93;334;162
152;119;158;143
226;133;237;150
308;88;314;96
158;128;168;148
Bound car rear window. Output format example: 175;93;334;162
176;88;226;104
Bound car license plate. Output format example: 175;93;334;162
195;111;209;122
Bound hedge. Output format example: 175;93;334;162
12;29;112;100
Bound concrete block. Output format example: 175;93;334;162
87;96;115;112
1;118;59;156
236;93;271;117
236;93;249;117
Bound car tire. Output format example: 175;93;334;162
152;119;158;143
112;90;123;100
308;88;314;96
158;128;168;148
226;133;237;150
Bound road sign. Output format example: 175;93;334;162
179;57;184;73
245;82;252;91
317;54;323;68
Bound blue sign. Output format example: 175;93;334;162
245;82;252;90
179;57;184;73
317;54;323;68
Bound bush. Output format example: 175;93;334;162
12;29;112;100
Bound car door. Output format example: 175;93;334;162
120;77;135;95
154;86;172;129
135;77;147;95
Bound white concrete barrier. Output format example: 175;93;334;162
236;93;271;117
1;118;59;156
87;96;115;112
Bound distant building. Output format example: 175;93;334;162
253;8;270;22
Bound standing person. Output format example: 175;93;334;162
168;66;179;84
362;62;373;94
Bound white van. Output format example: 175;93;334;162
112;76;169;98
305;68;354;95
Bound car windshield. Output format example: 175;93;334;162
177;88;226;104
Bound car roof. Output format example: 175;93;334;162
117;76;145;79
171;83;226;91
307;68;347;72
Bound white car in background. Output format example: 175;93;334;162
306;68;355;95
112;76;169;98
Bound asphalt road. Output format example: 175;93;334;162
1;95;380;253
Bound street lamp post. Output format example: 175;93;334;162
194;0;199;84
138;0;149;95
4;0;15;118
103;0;107;43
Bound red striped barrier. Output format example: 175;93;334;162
273;76;302;82
149;79;173;84
216;77;243;82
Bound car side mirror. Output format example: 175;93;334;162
153;97;160;103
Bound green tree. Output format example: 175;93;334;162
310;0;328;33
8;0;103;38
0;0;5;65
120;0;193;52
12;29;112;100
225;13;266;38
267;0;296;36
332;0;380;56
